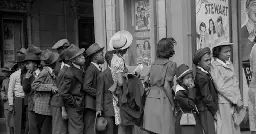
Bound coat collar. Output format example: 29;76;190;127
70;64;84;83
197;66;208;74
212;58;232;70
175;84;186;94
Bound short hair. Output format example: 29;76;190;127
246;0;256;8
212;46;223;58
105;50;114;65
199;22;206;31
156;38;176;58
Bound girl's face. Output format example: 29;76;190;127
145;42;150;50
219;46;231;62
182;73;194;88
25;61;37;71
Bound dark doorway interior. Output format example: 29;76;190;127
78;17;95;51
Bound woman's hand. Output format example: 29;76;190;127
236;100;244;110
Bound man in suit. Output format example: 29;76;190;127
96;50;117;134
60;45;85;134
84;43;104;134
50;40;72;134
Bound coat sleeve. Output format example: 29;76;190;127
198;76;218;115
83;68;97;97
31;70;53;92
59;73;76;106
211;66;240;104
96;73;104;111
175;90;196;110
8;74;15;105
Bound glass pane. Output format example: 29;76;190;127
195;0;230;50
240;0;253;130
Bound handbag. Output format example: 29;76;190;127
179;104;198;126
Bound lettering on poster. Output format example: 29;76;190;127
196;0;230;50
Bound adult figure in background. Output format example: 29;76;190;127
193;47;218;134
211;41;244;134
143;38;176;134
249;42;256;134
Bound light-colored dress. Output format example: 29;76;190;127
143;58;176;134
249;44;256;131
211;58;243;134
110;54;125;125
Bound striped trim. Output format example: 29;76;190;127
177;69;192;79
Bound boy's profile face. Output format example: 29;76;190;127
95;51;104;64
73;54;85;66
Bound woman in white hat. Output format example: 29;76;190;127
108;30;134;134
211;41;244;134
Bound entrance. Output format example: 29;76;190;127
78;17;95;51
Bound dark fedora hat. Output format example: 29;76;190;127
24;53;40;62
193;47;211;65
40;49;59;65
65;44;85;60
1;62;15;72
85;43;104;58
26;45;42;55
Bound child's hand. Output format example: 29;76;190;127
61;109;68;120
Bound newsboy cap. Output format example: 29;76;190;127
52;39;70;50
193;47;211;65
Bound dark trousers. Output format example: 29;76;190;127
28;111;52;134
14;97;27;134
66;107;84;134
51;106;68;134
118;125;133;134
84;109;96;134
199;110;215;134
4;109;14;134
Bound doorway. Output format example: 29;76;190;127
78;17;95;51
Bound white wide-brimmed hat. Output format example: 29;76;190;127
213;37;233;50
109;30;133;51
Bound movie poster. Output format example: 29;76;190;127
135;0;150;31
3;23;15;64
136;39;151;66
196;0;230;50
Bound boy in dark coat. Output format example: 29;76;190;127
193;47;218;134
83;43;104;134
60;45;85;134
50;39;71;134
96;50;117;134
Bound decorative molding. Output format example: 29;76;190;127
0;0;34;13
70;0;79;19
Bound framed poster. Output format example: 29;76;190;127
195;0;230;50
135;0;150;31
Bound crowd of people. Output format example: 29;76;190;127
0;30;249;134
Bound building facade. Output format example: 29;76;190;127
0;0;248;132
